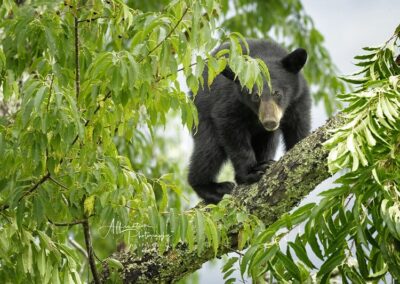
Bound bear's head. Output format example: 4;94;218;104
222;48;307;131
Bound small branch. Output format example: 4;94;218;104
0;172;50;212
224;245;244;256
18;172;51;202
138;7;189;63
91;91;112;120
74;16;80;100
77;16;110;23
49;176;69;190
154;62;196;83
48;217;86;227
0;204;9;212
70;91;111;150
82;219;101;284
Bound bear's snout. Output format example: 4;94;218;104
259;100;282;131
262;120;279;131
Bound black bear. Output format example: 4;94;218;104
188;39;311;204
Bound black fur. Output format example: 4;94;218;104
188;39;311;204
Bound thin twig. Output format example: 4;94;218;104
0;171;51;212
224;245;244;256
18;172;51;203
138;7;189;63
77;16;110;23
154;61;197;83
70;91;112;147
0;204;9;211
82;219;101;284
49;176;69;190
344;193;354;208
74;16;80;100
48;217;86;227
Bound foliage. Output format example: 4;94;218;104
0;0;352;283
0;0;278;282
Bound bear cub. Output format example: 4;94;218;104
188;39;311;204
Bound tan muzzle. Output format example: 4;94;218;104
258;100;282;131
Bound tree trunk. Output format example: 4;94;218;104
101;114;345;283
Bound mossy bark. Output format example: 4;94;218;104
101;114;344;283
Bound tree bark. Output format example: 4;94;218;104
101;114;345;283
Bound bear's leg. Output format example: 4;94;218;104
188;124;235;204
280;95;311;150
215;121;265;185
251;131;279;171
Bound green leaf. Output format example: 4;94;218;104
195;210;205;255
205;216;219;256
38;249;46;277
317;250;345;279
34;86;47;111
276;251;302;281
186;219;194;251
106;258;124;270
240;244;260;277
289;242;316;269
251;244;279;278
222;257;238;273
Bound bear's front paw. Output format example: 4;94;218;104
254;159;275;172
216;181;235;194
235;168;264;184
200;182;235;204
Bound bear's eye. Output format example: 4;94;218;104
251;93;261;102
272;90;282;98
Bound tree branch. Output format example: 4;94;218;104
83;219;101;284
100;113;345;283
48;217;87;227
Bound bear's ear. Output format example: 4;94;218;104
281;48;307;74
221;66;240;82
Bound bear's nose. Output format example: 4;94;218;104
263;120;279;131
